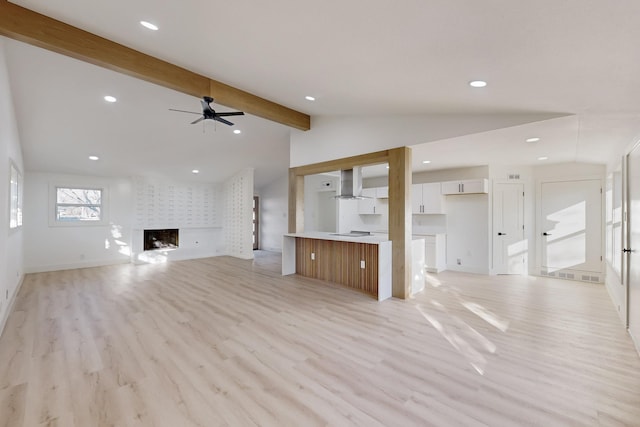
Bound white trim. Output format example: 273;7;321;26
48;182;110;227
24;258;130;274
0;274;24;339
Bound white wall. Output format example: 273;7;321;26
25;172;233;272
444;194;490;274
291;114;564;167
337;198;389;234
129;176;225;263
24;173;134;273
413;166;489;184
0;40;25;333
258;174;289;252
223;168;254;260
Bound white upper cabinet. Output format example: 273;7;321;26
441;179;489;195
375;186;389;198
412;183;445;214
358;187;387;214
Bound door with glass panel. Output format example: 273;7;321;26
627;145;640;347
539;179;602;277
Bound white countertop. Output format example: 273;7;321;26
284;232;390;244
285;232;427;244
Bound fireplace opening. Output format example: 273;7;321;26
144;229;179;251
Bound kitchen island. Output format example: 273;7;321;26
283;232;425;300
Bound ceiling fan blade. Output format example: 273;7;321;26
169;108;201;115
214;116;234;126
216;112;244;117
191;117;205;125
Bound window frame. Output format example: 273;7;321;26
49;183;109;227
9;161;23;230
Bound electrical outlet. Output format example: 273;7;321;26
311;252;315;260
360;260;365;269
457;258;462;265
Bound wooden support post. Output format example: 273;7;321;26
388;147;412;299
288;169;304;233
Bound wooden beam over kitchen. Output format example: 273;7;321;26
289;147;413;299
0;1;311;131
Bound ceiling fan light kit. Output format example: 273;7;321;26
169;96;244;126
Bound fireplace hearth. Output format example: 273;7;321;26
144;229;179;251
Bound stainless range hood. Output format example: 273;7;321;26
335;167;365;199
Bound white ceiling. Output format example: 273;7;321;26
5;0;640;186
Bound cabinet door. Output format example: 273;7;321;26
376;186;389;198
422;182;445;214
358;188;376;214
441;181;462;195
425;242;436;270
460;179;488;194
411;184;424;214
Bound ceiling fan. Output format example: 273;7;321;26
169;96;244;126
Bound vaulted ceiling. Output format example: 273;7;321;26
3;0;640;186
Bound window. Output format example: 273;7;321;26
605;171;623;279
55;187;103;222
9;162;22;229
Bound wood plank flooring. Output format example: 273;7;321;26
1;252;639;426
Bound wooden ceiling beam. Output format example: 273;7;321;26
0;1;311;131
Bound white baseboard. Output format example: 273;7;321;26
0;274;25;339
446;264;489;275
25;258;130;274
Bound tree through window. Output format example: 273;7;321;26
56;187;103;221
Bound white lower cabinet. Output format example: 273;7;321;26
414;234;446;273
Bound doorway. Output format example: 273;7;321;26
493;183;525;274
627;144;640;347
538;179;602;281
253;196;259;250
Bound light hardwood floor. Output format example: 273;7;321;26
1;252;639;426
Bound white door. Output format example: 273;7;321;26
540;179;602;275
627;144;640;347
493;183;525;274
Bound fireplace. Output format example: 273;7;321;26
144;229;179;251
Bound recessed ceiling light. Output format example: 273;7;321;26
422;160;431;164
140;21;159;31
305;96;316;101
192;169;200;174
88;155;99;161
233;129;242;134
526;137;540;143
469;80;487;88
538;156;549;161
104;95;117;103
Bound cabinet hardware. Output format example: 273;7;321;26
623;248;633;253
497;232;506;236
542;232;552;236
